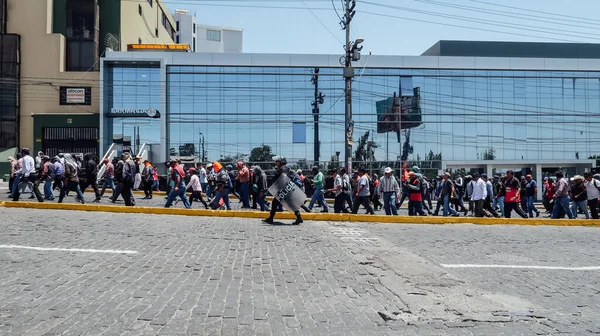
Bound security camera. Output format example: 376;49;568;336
369;49;372;55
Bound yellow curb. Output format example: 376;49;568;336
1;201;599;227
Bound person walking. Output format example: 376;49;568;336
440;172;460;217
471;173;491;217
197;162;209;198
584;172;600;219
253;166;269;212
503;170;528;218
7;156;16;195
525;174;541;218
142;160;155;199
165;159;191;208
263;156;304;225
327;169;349;213
543;178;555;214
186;167;209;209
569;175;589;219
79;153;101;202
352;168;375;215
99;158;115;197
308;166;329;213
551;171;574;219
211;162;232;210
492;175;505;217
133;156;142;191
237;161;251;208
371;174;383;211
340;168;353;211
453;173;465;212
12;148;44;202
41;156;55;200
481;174;500;217
407;172;426;216
378;167;400;216
57;153;85;204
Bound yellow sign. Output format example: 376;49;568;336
35;138;41;143
127;44;190;51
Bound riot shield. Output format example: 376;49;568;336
267;174;307;213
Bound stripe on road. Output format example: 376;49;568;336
0;244;138;254
441;264;600;271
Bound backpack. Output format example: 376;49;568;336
122;161;136;183
217;170;232;188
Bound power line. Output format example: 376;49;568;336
299;0;344;45
360;1;599;41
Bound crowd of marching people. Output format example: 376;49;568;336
7;148;600;220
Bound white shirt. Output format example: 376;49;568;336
357;175;370;196
199;168;208;184
584;179;600;200
186;174;202;192
333;175;343;196
471;178;487;201
342;174;352;194
19;155;36;177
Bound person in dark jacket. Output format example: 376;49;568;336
79;153;101;202
253;166;269;211
263;156;303;225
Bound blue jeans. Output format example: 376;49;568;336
309;188;329;211
443;194;459;216
100;176;115;196
165;185;190;208
257;192;268;211
571;200;590;219
382;192;398;216
552;196;574;219
492;196;505;217
11;174;21;196
527;196;539;217
44;180;54;199
240;181;250;207
211;188;231;210
201;183;208;195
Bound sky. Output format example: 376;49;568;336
160;0;600;56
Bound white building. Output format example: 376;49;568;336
172;10;243;53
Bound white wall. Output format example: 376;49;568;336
173;11;197;50
196;25;243;53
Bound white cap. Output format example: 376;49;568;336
384;167;392;173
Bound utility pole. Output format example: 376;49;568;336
340;0;363;172
311;68;324;164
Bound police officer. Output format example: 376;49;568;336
263;156;304;225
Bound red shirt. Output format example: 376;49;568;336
409;179;423;201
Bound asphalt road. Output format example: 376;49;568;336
0;207;598;335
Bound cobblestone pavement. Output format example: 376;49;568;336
0;207;598;335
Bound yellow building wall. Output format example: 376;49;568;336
120;0;176;50
7;0;99;151
7;0;176;150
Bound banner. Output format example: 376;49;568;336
376;88;422;134
267;174;307;213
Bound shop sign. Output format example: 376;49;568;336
60;86;92;105
107;108;161;118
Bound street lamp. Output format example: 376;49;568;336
198;132;205;163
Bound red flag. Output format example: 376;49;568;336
402;162;408;182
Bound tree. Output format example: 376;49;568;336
482;147;496;160
353;131;376;165
589;155;600;167
327;155;340;170
221;153;246;164
248;144;276;168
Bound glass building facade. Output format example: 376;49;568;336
101;53;600;173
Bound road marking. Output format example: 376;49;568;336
0;244;138;254
441;264;600;271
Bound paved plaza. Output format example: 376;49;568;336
0;206;598;335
